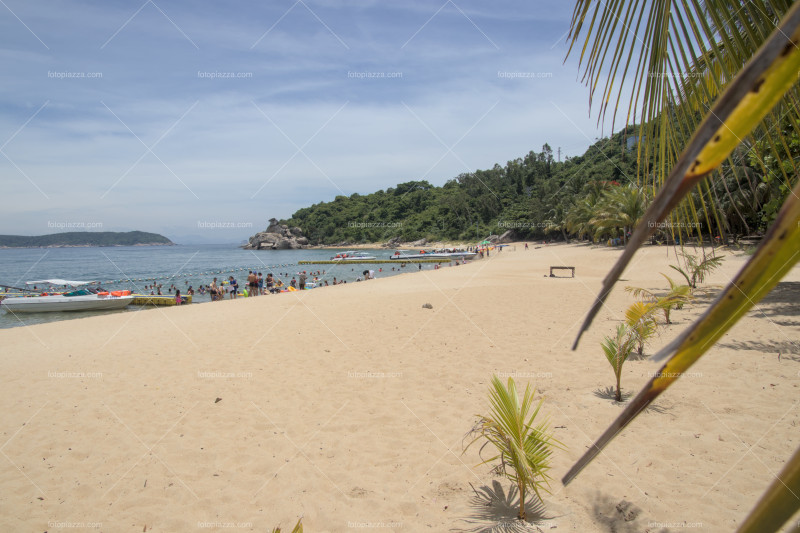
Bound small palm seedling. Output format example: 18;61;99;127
626;274;693;324
669;251;725;289
465;375;563;520
624;301;659;356
601;324;635;402
659;274;693;318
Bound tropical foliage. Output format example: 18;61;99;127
624;301;659;356
669;251;726;289
465;376;563;520
280;137;643;244
626;275;694;325
600;324;635;402
276;128;782;247
566;182;650;244
562;0;800;531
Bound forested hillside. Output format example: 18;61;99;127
281;122;791;245
0;231;174;248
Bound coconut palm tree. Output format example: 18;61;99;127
589;183;649;245
561;1;800;530
565;193;601;241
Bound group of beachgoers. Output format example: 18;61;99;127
200;270;337;301
133;245;501;306
192;267;386;301
178;254;490;302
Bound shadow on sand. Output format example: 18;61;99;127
593;386;633;403
590;491;659;532
592;386;672;414
453;480;549;533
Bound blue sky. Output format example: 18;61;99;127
1;0;618;243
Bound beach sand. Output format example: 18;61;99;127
1;243;798;532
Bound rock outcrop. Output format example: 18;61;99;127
498;230;515;243
244;218;309;250
382;236;403;248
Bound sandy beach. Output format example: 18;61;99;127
0;243;797;532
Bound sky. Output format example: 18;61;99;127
0;0;618;243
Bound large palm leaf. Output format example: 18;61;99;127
571;1;800;346
561;1;800;531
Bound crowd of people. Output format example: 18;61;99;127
134;248;495;305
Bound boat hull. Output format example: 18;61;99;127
0;295;135;313
389;252;476;260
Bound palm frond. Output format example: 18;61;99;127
736;443;800;533
625;301;659;355
668;263;693;287
572;1;800;348
623;285;657;301
271;518;303;533
564;2;800;529
563;177;800;486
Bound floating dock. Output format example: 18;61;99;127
297;259;453;265
132;294;193;306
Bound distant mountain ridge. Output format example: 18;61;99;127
0;231;174;248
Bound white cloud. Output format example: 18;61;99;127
0;0;614;240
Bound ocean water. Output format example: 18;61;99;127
0;245;427;329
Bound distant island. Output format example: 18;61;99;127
0;231;174;248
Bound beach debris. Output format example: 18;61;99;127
215;397;222;403
349;486;371;498
422;303;433;309
615;500;639;522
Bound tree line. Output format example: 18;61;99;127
281;124;795;245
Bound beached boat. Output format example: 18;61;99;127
430;251;477;259
389;250;430;260
0;280;135;313
389;250;477;260
329;251;378;261
131;294;192;306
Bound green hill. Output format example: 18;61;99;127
0;231;174;248
281;128;640;244
277;120;783;245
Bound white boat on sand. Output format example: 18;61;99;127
0;280;135;313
